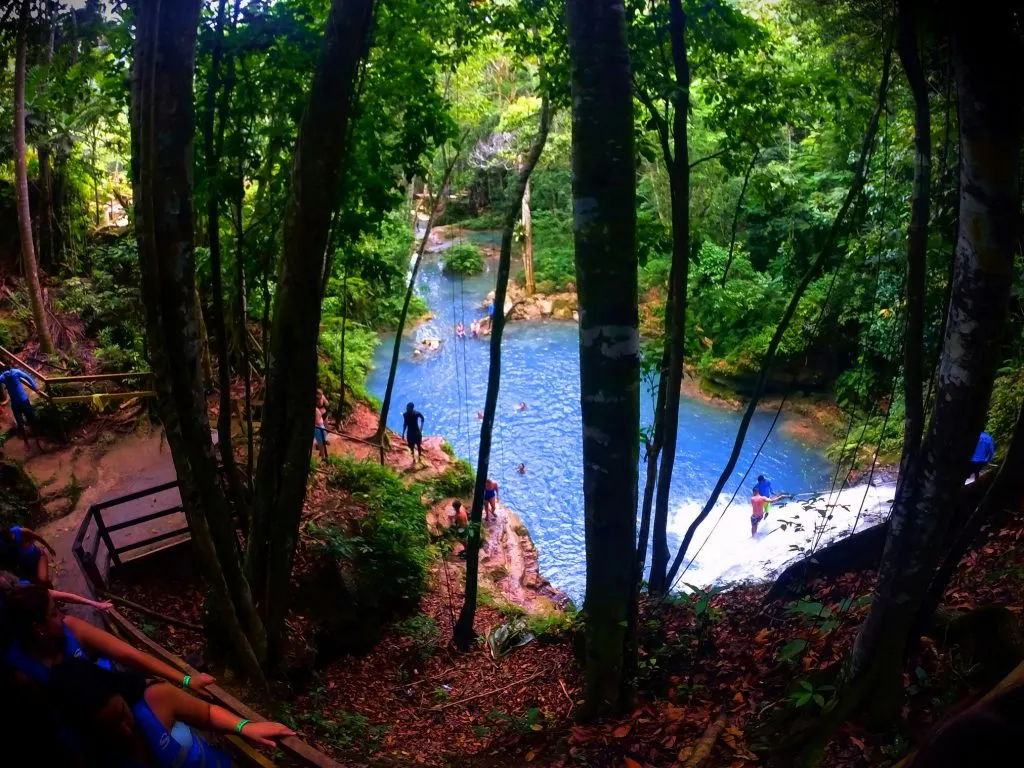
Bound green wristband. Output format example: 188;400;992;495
236;719;250;734
182;675;191;690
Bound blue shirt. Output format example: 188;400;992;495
971;432;995;464
487;302;495;317
754;478;773;497
0;368;36;404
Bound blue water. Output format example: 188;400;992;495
369;247;834;602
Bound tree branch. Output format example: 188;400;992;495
688;148;727;170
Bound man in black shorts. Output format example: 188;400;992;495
401;402;425;465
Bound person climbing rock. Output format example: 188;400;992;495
970;432;995;481
484;478;499;520
0;363;42;449
402;402;425;465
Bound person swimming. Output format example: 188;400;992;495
455;323;465;338
517;463;526;475
516;402;527;412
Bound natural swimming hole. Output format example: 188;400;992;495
368;246;893;603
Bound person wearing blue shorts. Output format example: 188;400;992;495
0;363;41;447
313;405;328;461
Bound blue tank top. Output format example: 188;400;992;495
4;624;94;684
130;697;233;768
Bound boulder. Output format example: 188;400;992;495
537;298;554;316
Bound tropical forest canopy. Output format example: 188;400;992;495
0;0;1022;765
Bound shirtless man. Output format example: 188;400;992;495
313;405;328;461
750;487;783;536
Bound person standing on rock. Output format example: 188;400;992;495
402;402;425;466
484;478;499;520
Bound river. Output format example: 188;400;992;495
368;235;893;602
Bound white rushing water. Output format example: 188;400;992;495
668;480;897;591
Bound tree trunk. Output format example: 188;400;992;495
339;263;348;415
234;175;253;491
915;399;1024;638
648;0;691;595
247;0;375;659
194;285;214;390
453;100;552;652
203;0;247;514
375;155;460;463
567;0;639;720
131;0;266;684
14;0;55;355
521;177;535;295
720;149;759;287
848;7;1020;722
665;47;894;589
37;145;57;271
896;0;930;477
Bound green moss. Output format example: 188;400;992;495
0;316;28;350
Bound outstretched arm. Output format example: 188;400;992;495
418;413;425;429
50;590;114;612
67;616;216;694
160;684;296;748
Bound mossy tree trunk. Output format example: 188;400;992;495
848;5;1021;722
131;0;266;685
453;100;552;652
246;0;375;660
567;0;640;719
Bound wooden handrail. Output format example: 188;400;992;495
47;371;154;384
0;344;47;382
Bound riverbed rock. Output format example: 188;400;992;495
551;296;575;320
537;298;553;316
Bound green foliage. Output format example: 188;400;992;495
426;459;475;502
324;458;431;613
393;613;442;660
530;209;575;291
0;460;40;531
56;241;146;372
442;243;485;276
0;315;29;351
987;367;1024;453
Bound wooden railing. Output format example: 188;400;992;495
0;344;156;406
70;482;340;768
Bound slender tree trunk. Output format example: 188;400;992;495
720;148;759;287
847;7;1020;721
648;0;691;595
375;155;460;463
131;0;266;684
203;0;247;514
339;263;348;415
521;177;535;295
665;46;894;589
567;0;639;720
235;168;253;490
194;285;214;390
247;0;375;659
636;340;669;586
453;101;552;651
896;0;930;475
14;0;55;355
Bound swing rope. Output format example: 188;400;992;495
669;106;895;594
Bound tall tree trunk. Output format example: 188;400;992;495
896;0;930;476
194;285;214;390
234;175;253;490
453;101;552;651
339;263;348;415
374;155;460;463
648;0;691;595
567;0;639;720
37;144;56;270
14;0;55;355
521;177;535;295
247;0;375;659
131;0;266;684
847;7;1020;722
665;46;894;589
719;149;759;287
203;0;247;514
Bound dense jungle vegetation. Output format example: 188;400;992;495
1;0;1022;766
